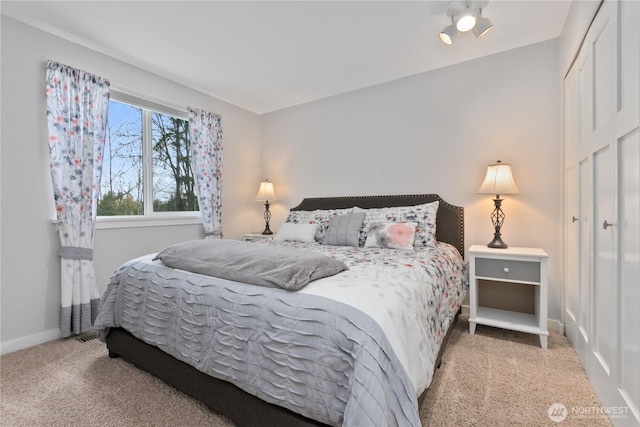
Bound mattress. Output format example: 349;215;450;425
94;240;466;426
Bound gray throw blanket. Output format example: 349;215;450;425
152;239;347;291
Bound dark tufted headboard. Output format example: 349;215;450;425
290;194;464;258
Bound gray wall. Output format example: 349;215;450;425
0;17;262;352
2;14;572;352
260;40;563;323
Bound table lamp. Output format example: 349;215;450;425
255;180;277;235
478;160;519;249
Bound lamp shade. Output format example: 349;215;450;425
255;180;277;202
478;161;519;196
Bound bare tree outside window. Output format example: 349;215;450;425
97;99;198;216
152;113;198;212
99;101;143;216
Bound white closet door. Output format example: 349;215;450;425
586;0;619;407
564;2;640;424
576;51;594;370
580;2;613;396
614;0;640;422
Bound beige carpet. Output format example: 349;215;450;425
1;317;610;426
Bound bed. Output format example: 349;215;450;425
95;194;465;427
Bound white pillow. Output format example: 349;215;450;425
273;223;318;243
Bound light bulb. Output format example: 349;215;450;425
456;14;476;32
439;33;453;45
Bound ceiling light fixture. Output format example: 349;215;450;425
440;0;493;46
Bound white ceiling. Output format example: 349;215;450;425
2;0;572;114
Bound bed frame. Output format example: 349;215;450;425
106;194;464;427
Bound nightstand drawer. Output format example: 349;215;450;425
243;233;274;242
475;258;541;283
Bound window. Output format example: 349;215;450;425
98;94;199;218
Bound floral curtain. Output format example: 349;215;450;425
188;106;223;238
46;60;110;337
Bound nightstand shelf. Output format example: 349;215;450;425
468;245;549;349
475;307;540;334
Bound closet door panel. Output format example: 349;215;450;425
565;67;580;168
592;145;615;376
579;55;594;162
616;0;639;129
565;164;579;347
578;156;592;369
587;8;614;154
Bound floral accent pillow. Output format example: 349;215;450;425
284;208;354;243
364;222;417;251
358;201;439;248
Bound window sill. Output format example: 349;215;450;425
51;215;202;230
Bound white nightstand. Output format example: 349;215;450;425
243;233;274;242
468;245;549;349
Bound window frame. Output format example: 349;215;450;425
96;88;201;229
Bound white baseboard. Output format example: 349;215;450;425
0;328;61;355
548;319;564;335
460;304;565;335
461;304;470;316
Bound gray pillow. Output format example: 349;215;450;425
322;212;366;247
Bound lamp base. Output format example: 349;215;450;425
487;232;508;249
261;202;273;235
486;197;508;249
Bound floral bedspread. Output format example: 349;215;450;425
95;240;466;426
253;240;467;395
